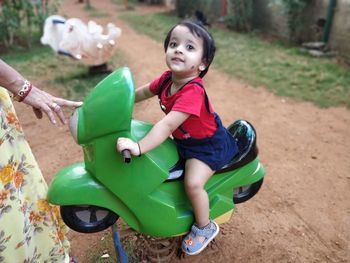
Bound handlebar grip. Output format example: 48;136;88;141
122;150;131;163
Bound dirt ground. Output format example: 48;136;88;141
15;0;350;262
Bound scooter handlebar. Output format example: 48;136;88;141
122;150;131;163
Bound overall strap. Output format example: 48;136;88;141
157;73;172;102
157;74;211;113
188;81;211;114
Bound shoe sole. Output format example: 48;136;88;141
182;221;220;256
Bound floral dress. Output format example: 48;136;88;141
0;88;70;263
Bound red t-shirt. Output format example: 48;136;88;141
149;71;217;139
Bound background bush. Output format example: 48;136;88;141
225;0;253;32
270;0;312;42
0;0;59;51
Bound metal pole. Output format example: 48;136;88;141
112;225;128;263
322;0;337;43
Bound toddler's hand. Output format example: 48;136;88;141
117;137;140;156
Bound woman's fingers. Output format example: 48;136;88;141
50;102;66;124
32;107;43;119
30;103;57;125
50;98;83;125
23;86;83;126
55;97;83;108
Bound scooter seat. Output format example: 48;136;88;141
166;120;258;181
217;120;258;174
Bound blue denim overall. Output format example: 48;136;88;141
174;113;238;171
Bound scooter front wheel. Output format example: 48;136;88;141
233;178;264;204
60;205;119;233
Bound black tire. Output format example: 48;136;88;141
233;178;264;204
60;205;118;233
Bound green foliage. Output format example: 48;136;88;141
175;0;211;19
225;0;253;32
0;0;60;50
176;0;199;18
270;0;311;42
175;0;244;26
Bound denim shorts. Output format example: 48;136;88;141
174;114;238;171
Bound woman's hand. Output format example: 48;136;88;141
116;137;141;156
23;86;83;125
0;59;82;125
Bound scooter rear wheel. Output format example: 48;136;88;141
60;205;119;233
233;178;264;204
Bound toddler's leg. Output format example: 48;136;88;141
184;158;214;227
182;158;219;255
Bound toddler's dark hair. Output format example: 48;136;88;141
164;20;216;78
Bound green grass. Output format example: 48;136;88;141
85;4;111;17
120;12;350;109
2;42;127;101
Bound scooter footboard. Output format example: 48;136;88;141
207;158;265;220
47;162;139;230
207;158;264;196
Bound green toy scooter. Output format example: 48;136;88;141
47;67;265;237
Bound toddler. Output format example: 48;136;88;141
117;20;238;255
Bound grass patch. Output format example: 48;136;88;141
85;4;110;17
1;45;52;64
0;31;49;58
120;11;350;109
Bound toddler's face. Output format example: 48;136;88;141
165;25;205;79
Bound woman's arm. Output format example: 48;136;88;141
0;59;25;94
0;59;82;125
117;111;190;156
135;83;154;102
